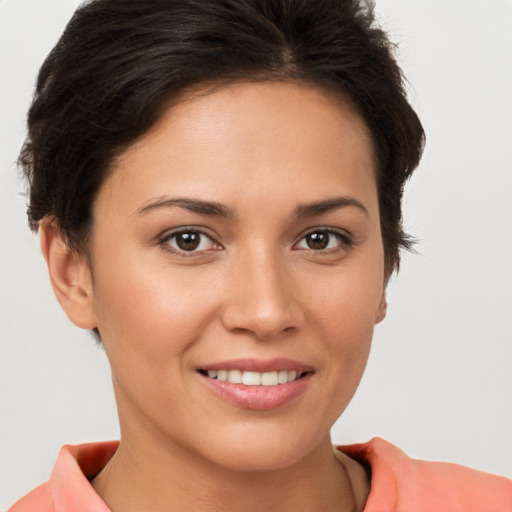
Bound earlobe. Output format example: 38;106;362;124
39;220;97;330
374;294;387;324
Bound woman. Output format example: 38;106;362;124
5;0;512;510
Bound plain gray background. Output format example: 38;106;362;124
1;0;511;509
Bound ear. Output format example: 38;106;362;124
39;220;97;329
374;292;387;325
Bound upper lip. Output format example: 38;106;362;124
198;358;313;374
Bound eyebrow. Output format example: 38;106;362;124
136;197;235;218
136;195;368;219
294;196;369;218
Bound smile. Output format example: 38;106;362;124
201;369;301;386
198;359;313;410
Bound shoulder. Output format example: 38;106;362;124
338;437;512;512
8;482;54;512
7;441;118;512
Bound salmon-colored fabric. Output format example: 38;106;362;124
8;441;117;512
340;438;512;511
9;438;512;511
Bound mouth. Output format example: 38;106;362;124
198;369;307;386
197;359;314;410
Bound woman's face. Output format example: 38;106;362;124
86;82;386;470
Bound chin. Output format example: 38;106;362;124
191;425;328;473
207;447;305;473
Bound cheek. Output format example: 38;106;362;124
90;251;221;362
308;262;383;331
304;258;384;369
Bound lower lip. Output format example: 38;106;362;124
199;372;313;410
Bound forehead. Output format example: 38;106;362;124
99;81;378;218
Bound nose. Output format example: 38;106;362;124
220;249;302;341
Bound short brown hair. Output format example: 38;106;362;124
19;0;424;273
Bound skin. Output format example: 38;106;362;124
41;81;387;512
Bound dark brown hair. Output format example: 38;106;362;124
19;0;424;273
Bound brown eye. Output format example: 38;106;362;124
164;230;218;253
176;232;201;251
305;232;329;250
295;229;351;252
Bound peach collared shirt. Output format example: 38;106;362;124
9;438;512;511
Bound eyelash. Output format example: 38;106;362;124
159;228;221;257
294;228;353;253
158;227;353;256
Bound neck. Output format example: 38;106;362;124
92;429;366;512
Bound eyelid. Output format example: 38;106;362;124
158;226;223;255
293;227;354;250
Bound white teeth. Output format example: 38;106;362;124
277;370;288;384
242;371;261;386
261;371;278;386
227;369;242;384
205;369;302;385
